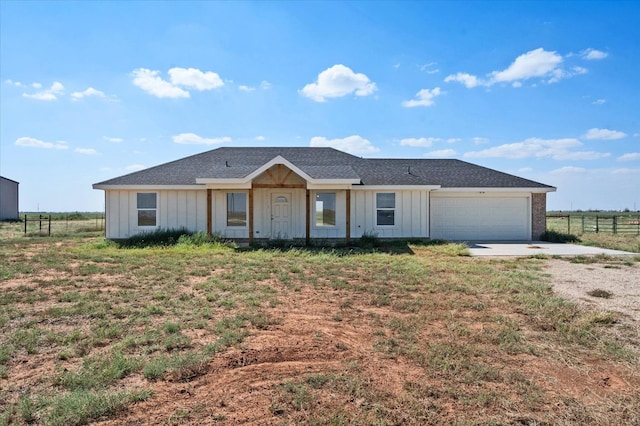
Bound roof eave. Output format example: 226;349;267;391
93;184;204;190
433;187;556;193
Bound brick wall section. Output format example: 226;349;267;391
531;193;547;240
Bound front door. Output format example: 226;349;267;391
271;193;291;238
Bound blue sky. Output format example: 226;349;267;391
1;1;639;212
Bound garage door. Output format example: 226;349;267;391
430;196;530;240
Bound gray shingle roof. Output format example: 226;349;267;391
94;147;554;189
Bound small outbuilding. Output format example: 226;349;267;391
0;176;19;221
93;147;556;242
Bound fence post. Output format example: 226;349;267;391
24;214;27;234
39;214;43;234
613;216;617;234
595;215;599;233
581;216;585;233
48;215;52;236
567;215;571;234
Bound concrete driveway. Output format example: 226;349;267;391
466;241;636;257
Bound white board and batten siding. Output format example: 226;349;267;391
351;190;429;238
430;192;531;241
105;190;207;239
252;188;306;239
310;190;348;239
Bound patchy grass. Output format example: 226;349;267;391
587;289;614;299
0;228;638;424
579;233;640;254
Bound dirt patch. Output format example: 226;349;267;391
2;239;639;425
544;259;640;335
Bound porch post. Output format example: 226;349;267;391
206;189;212;236
345;189;351;242
248;188;254;245
306;189;310;245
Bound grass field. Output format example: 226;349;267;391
1;222;639;424
546;212;640;253
3;214;104;239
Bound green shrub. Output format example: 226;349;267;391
357;231;380;248
540;230;581;243
117;228;191;248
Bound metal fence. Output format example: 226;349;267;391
22;214;105;236
547;214;640;235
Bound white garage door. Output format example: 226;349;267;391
430;196;530;240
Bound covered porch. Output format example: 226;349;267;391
198;156;359;244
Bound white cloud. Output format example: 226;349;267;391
260;81;272;90
419;62;436;71
472;137;489;145
490;48;563;84
592;99;606;105
75;148;98;155
4;79;42;88
425;149;456;158
254;136;265;141
464;137;609;160
402;87;443;107
547;66;588;84
103;136;123;143
559;151;610;160
518;167;533;173
419;62;439;74
618;153;640;161
22;81;65;101
300;64;377;102
71;87;106;100
549;166;587;174
446;138;462;144
15;137;68;150
172;132;231;145
581;48;608;60
444;72;481;88
132;68;189;98
612;168;640;175
400;137;439;147
572;66;588;75
168;67;224;90
239;85;255;92
446;48;591;88
583;128;627;140
309;135;379;155
126;164;146;172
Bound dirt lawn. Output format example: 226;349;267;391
2;237;639;425
544;258;640;341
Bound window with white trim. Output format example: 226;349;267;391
376;192;395;226
137;193;157;227
227;192;247;227
315;192;336;226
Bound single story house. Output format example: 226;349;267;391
0;176;19;221
93;147;555;242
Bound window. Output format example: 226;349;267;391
137;193;157;227
315;192;336;226
227;192;247;227
376;193;395;226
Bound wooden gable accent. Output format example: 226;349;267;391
252;164;306;189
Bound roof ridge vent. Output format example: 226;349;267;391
225;161;230;167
